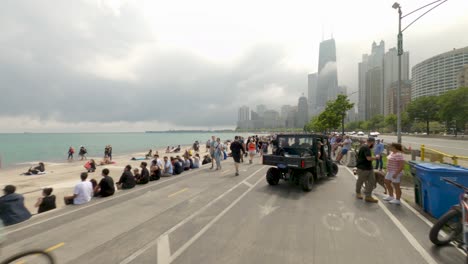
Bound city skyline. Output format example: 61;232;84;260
1;1;468;132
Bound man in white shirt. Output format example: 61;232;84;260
64;172;94;205
162;156;173;176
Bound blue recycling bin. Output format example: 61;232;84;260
414;162;468;218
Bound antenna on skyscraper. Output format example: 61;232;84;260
321;24;324;41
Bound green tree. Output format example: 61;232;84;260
384;114;397;132
438;87;468;136
407;96;440;135
368;114;384;131
306;94;354;133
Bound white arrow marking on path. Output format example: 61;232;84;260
259;195;279;219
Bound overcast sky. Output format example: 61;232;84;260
1;0;467;132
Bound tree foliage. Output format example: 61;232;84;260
407;96;440;135
306;94;354;133
438;87;468;135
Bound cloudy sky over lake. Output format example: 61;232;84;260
1;0;467;132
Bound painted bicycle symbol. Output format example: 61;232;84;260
322;201;381;238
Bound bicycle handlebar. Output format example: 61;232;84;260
442;178;468;192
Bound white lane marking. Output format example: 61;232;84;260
157;235;171;264
118;166;266;264
168;173;266;263
4;164;213;236
259;195;279;219
243;181;253;188
344;167;438;264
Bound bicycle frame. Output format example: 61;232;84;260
443;178;468;250
462;192;468;251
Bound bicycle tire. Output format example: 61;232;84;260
0;250;55;264
429;208;463;246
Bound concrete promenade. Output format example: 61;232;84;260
1;158;465;264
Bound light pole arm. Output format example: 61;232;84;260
402;0;448;32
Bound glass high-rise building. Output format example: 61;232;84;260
412;46;468;100
307;73;318;117
317;38;338;110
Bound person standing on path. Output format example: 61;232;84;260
335;135;352;164
247;139;256;164
213;138;223;170
230;136;244;176
209;135;217;169
383;143;405;205
355;137;379;203
374;139;384;171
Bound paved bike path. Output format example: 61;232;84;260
1;162;465;263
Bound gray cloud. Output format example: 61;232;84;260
0;1;306;130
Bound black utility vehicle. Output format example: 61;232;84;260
263;134;338;192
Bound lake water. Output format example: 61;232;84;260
0;132;249;168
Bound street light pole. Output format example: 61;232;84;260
392;0;449;144
397;6;402;143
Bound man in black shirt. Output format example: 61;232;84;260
355;138;379;203
117;165;136;190
137;162;150;184
230;136;245;176
95;168;115;197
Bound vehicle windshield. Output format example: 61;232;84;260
278;136;315;149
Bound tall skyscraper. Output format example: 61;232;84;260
280;105;291;119
256;104;267;117
238;106;249;122
384;48;409;115
358;55;369;121
297;95;309;129
358;41;385;120
317;38;338;111
307;73;318;117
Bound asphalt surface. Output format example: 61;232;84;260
372;135;468;157
1;160;466;264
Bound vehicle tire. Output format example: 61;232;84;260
1;250;55;264
329;162;338;177
429;208;463;246
266;167;280;185
301;172;314;192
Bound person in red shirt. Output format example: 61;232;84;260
248;139;256;164
67;146;75;160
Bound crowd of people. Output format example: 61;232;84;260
329;133;405;205
1;135;272;226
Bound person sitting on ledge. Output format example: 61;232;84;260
192;154;201;168
136;162;149;184
35;187;56;214
162;156;173;177
202;155;211;165
94;169;115;197
116;165;136;190
64;172;93;205
0;185;31;226
172;157;183;175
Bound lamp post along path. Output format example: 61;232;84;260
392;0;449;144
